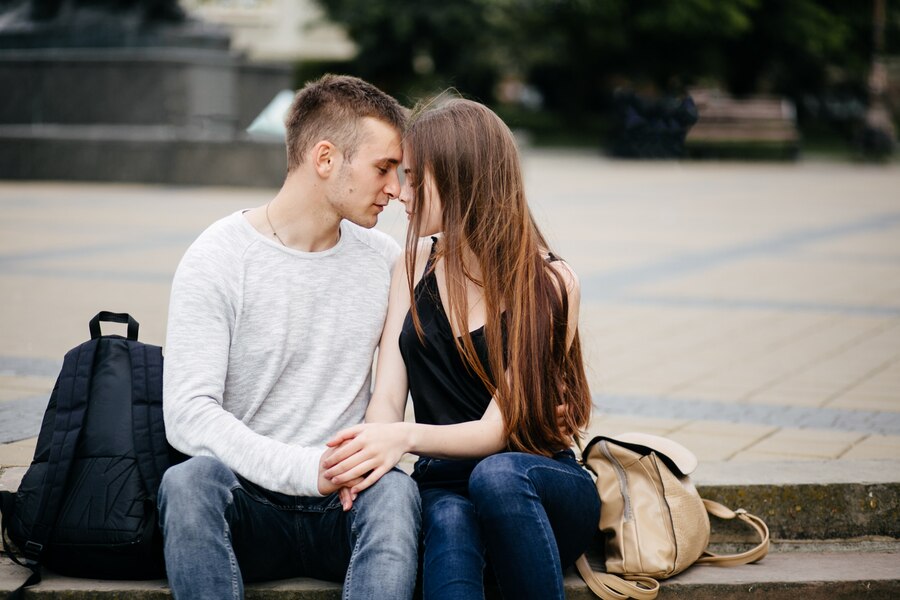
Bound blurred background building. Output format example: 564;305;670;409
1;0;897;186
181;0;354;62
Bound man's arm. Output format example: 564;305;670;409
163;235;328;497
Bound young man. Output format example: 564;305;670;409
159;75;420;600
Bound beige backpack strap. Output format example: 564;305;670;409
575;555;660;600
695;499;770;567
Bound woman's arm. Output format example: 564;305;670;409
323;239;505;493
323;402;505;495
548;258;581;351
325;253;583;495
362;247;417;424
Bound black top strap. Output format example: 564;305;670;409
89;312;139;341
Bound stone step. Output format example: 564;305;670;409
2;458;899;545
693;458;900;541
1;548;898;599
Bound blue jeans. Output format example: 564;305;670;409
414;451;600;600
158;456;421;600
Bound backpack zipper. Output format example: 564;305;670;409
599;440;633;522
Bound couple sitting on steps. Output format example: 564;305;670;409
160;74;599;600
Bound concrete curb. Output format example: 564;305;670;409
2;459;899;542
3;552;899;599
695;459;900;540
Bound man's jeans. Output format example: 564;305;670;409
158;456;421;600
415;451;600;600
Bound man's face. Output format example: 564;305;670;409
326;117;402;229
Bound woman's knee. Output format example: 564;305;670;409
468;453;532;502
421;491;482;562
422;491;477;535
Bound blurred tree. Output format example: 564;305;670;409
489;0;758;117
315;0;503;103
313;0;897;142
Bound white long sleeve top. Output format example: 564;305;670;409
163;211;400;497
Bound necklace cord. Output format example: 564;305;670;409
265;201;286;246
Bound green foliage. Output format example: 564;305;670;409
316;0;503;103
311;0;898;147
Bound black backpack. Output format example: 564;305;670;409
0;312;182;591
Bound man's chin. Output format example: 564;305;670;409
344;215;378;229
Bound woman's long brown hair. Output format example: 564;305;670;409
404;98;591;456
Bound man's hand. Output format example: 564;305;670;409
318;445;363;511
323;422;411;495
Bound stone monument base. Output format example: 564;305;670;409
0;125;286;187
0;38;291;186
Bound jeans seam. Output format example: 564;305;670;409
224;489;240;600
480;458;584;599
522;463;564;583
343;504;361;600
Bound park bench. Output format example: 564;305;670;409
686;88;800;159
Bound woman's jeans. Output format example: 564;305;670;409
158;456;421;600
414;450;600;600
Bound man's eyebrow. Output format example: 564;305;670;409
379;158;401;165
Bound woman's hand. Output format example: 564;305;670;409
318;446;363;511
323;422;412;495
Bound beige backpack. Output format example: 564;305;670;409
575;433;770;600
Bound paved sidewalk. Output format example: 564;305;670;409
1;152;899;469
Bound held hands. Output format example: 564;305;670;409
322;422;411;500
317;446;365;511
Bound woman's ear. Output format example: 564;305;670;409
312;141;338;177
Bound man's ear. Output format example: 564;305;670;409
312;141;338;178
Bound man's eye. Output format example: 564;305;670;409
377;168;388;175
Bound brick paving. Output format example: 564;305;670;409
1;153;899;468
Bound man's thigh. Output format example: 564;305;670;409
229;478;352;583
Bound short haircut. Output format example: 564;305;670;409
284;74;406;172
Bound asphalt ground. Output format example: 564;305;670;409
2;151;899;466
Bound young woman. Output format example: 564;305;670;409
322;98;600;600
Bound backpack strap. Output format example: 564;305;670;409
695;499;770;566
89;311;139;341
129;343;168;501
23;339;98;561
1;490;33;572
575;555;659;600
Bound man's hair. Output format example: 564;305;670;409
284;74;406;172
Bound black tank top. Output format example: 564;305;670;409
399;239;558;426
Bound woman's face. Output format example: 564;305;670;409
399;153;443;237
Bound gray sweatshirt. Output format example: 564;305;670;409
163;211;400;497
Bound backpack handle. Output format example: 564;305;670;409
89;312;139;341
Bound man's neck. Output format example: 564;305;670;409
251;173;342;252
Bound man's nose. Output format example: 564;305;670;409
385;170;400;198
